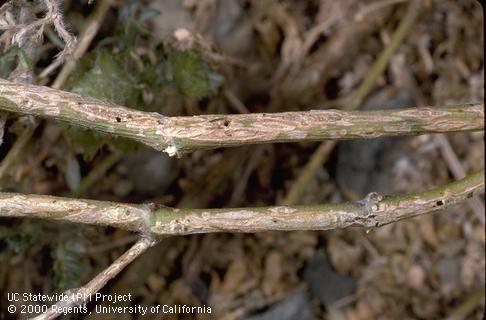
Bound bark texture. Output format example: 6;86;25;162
0;79;483;156
1;170;483;235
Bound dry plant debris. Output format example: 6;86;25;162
0;0;484;319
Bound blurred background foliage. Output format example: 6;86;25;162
0;0;484;319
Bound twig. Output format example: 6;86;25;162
84;235;140;254
223;89;249;114
348;0;421;110
178;147;251;208
0;0;113;182
390;40;485;224
0;119;37;180
48;0;114;88
229;145;266;206
68;151;122;197
283;0;422;204
1;170;483;235
354;0;410;22
0;3;41;180
0;0;76;61
434;134;485;223
0;0;111;180
281;141;337;205
0;79;482;156
0;0;111;177
91;239;177;320
445;287;485;320
31;237;155;320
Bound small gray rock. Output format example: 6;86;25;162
244;290;315;320
437;257;461;286
303;249;356;307
121;149;177;195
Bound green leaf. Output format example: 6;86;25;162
1;222;38;254
70;50;140;107
64;49;142;155
111;137;142;153
169;50;223;98
63;125;106;159
5;233;32;254
0;47;19;79
53;245;83;293
53;229;85;293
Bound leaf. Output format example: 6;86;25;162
1;221;39;254
64;49;142;155
4;233;32;254
70;50;140;107
53;243;83;293
53;228;85;292
63;125;106;159
111;137;142;153
169;50;223;98
63;43;168;155
0;47;18;78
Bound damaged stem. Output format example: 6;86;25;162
32;237;155;320
1;170;483;235
0;79;483;156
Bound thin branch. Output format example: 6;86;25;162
0;119;37;179
1;170;483;235
281;141;337;206
0;80;482;156
42;0;77;61
354;0;410;22
68;151;122;197
283;0;422;205
0;0;113;182
31;237;155;320
386;31;485;225
434;134;485;223
0;0;76;61
445;287;485;320
348;0;422;110
49;0;114;88
0;2;41;179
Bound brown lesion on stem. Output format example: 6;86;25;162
0;79;483;155
1;170;483;236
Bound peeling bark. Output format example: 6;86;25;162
0;79;483;156
1;170;483;236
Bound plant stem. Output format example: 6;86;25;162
50;0;114;89
0;3;41;180
68;151;122;197
434;134;485;223
348;0;422;110
0;79;482;156
0;0;112;183
32;237;155;320
1;170;483;236
281;141;337;206
445;287;485;320
282;0;422;205
0;120;37;180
